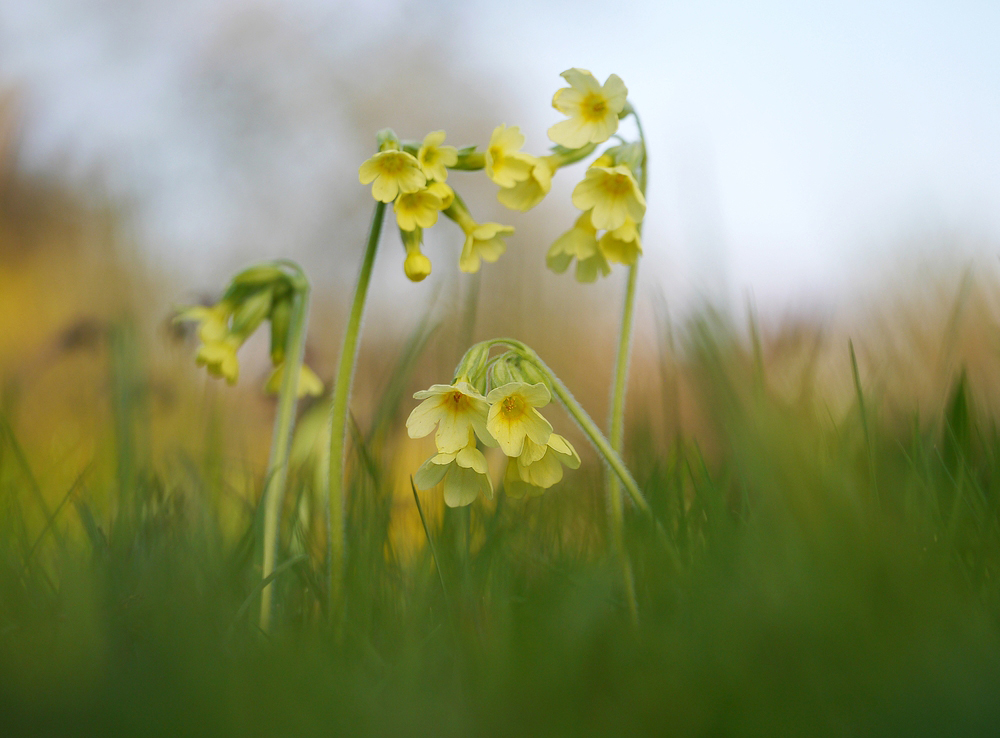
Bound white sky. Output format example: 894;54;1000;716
1;0;998;315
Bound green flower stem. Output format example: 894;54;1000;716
325;200;386;615
482;338;650;516
607;108;649;621
259;266;311;632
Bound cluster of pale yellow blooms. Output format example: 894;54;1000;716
388;68;648;506
406;345;580;507
175;264;323;397
358;68;646;283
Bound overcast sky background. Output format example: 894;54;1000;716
1;0;998;316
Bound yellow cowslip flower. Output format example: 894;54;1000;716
413;431;493;508
426;181;455;210
265;362;324;398
359;150;426;203
195;336;241;385
546;212;610;283
599;217;643;266
485;124;535;188
548;68;628;149
417;130;458;182
459;222;513;274
485;382;553;458
407;380;493;454
504;433;581;498
175;303;231;343
394;187;444;231
571;165;646;231
497;155;556;212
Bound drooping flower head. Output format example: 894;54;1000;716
359;150;426;203
497;156;556;212
417;130;458;182
407;381;493;453
460;222;513;274
548;68;628;149
486;382;553;457
599;217;643;266
414;430;493;508
485;124;535;188
504;433;581;498
265;362;325;398
444;195;514;274
394;187;444;231
195;336;241;385
571;164;646;231
400;226;432;282
547;212;611;283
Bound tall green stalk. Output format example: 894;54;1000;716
325;200;386;615
607;109;649;620
259;269;311;632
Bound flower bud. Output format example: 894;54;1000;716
230;287;273;339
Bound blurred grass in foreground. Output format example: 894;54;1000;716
3;284;1000;736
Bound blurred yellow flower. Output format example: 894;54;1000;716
505;432;581;498
413;431;493;507
426;181;455;210
265;362;324;398
599;217;643;266
359;150;426;203
497;156;556;212
195;336;241;385
548;68;628;149
417;130;458;182
459;222;513;274
485;382;553;457
546;212;610;283
485;124;535;188
407;381;492;453
176;303;231;343
394;187;444;231
571;165;646;231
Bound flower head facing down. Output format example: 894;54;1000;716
571;164;646;231
497;156;555;212
417;131;458;182
359;150;426;203
394;187;443;231
548;68;628;149
486;382;553;457
195;336;241;385
505;433;581;498
485;124;535;188
599;217;643;266
414;431;493;508
547;212;610;283
265;362;325;398
407;381;493;453
459;222;514;274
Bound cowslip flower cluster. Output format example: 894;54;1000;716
356;67;642;284
176;264;323;396
358;128;515;282
407;346;580;507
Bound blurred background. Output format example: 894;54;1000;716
1;0;999;505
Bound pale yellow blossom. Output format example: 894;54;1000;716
485;382;553;457
417;130;458;182
485;124;535;188
571;165;646;231
359;150;426;203
548;68;628;148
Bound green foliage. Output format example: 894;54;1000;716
2;314;1000;737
